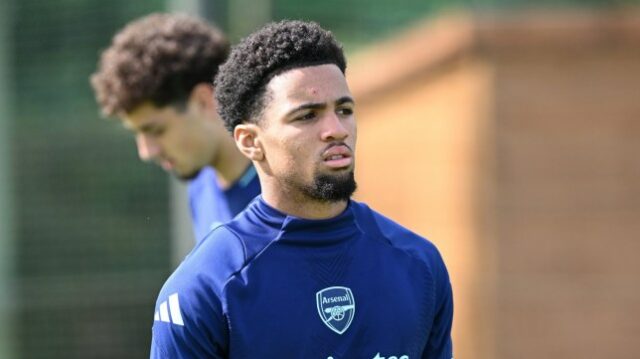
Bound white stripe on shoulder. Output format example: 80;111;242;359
159;301;170;323
168;293;184;326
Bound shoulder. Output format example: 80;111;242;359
187;166;220;194
351;201;448;275
161;225;245;302
151;225;244;357
156;203;277;309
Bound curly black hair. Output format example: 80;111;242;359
91;13;229;116
214;20;346;133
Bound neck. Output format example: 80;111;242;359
260;177;348;219
210;134;251;189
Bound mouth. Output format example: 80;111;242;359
322;144;353;169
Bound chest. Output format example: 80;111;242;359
222;240;435;358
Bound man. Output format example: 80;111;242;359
91;14;261;242
151;20;453;358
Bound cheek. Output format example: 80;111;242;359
266;138;308;173
163;134;189;156
276;143;300;170
348;118;357;142
172;127;205;155
287;137;312;160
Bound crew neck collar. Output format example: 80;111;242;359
250;196;362;245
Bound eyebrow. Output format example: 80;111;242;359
285;96;355;118
138;123;160;133
335;96;355;106
124;122;162;134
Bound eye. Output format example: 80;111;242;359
337;107;353;116
146;126;166;137
295;111;317;122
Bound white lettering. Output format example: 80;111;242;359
371;353;409;359
327;352;408;359
322;295;349;304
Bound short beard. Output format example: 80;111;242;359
299;171;357;202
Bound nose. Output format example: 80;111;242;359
320;112;349;142
135;133;160;162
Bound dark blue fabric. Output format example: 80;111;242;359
151;196;453;359
187;165;261;243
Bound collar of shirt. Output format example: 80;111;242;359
248;196;363;246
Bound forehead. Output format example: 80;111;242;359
265;64;351;107
122;102;173;129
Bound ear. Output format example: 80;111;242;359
234;123;264;161
188;83;215;111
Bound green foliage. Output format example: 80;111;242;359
8;0;637;357
272;0;637;51
12;0;169;358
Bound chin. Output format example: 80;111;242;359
304;170;357;202
175;168;202;181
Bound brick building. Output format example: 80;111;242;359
349;9;640;359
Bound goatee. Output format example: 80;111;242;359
301;171;357;202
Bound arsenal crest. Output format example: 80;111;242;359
316;286;355;334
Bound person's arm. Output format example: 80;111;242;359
150;290;228;358
422;254;454;359
150;225;244;358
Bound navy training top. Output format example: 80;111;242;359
188;165;261;242
151;196;453;359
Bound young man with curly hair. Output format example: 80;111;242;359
150;20;453;358
91;14;261;243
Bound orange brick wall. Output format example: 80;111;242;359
352;57;496;359
349;10;640;359
488;42;640;359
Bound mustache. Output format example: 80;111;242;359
322;141;353;154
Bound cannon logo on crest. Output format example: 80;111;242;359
316;286;355;334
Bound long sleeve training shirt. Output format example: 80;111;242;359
151;196;453;359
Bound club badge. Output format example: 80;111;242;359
316;286;355;334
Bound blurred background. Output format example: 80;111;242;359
0;0;639;358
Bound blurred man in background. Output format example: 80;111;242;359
91;13;261;243
150;20;453;358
